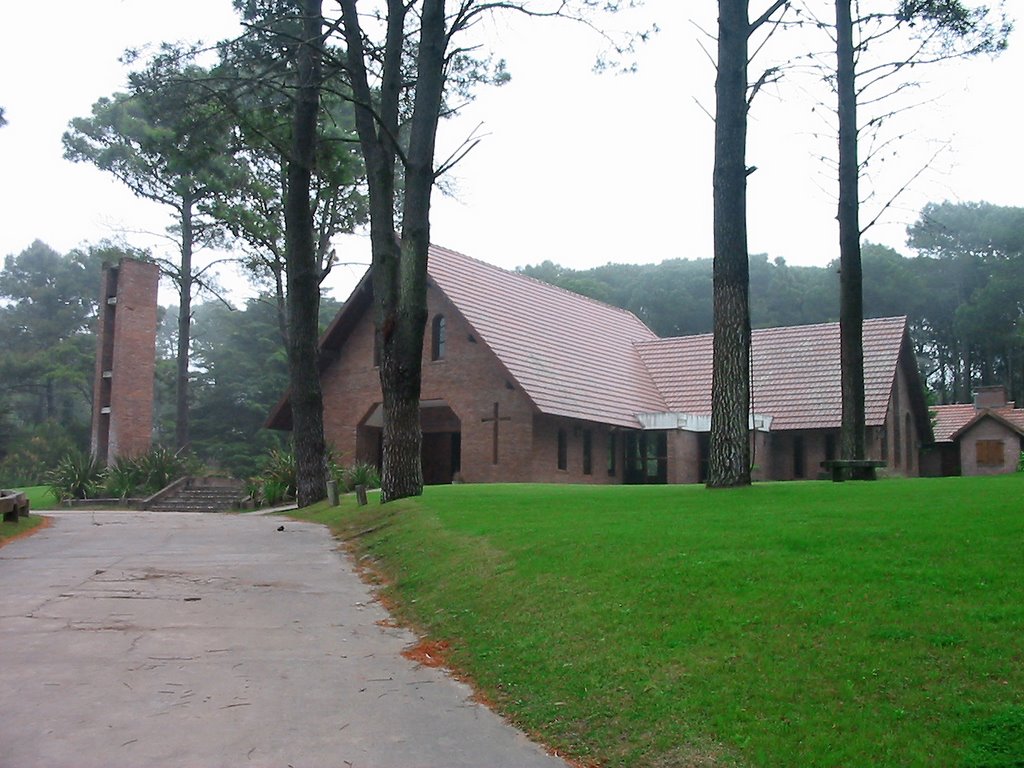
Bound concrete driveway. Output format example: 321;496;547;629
0;510;567;768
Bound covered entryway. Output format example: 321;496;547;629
356;400;462;485
623;430;668;484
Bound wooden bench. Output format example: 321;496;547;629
0;490;30;523
820;459;886;482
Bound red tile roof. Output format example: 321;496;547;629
428;245;666;427
635;317;909;431
931;402;1024;442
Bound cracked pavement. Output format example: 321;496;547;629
0;510;567;768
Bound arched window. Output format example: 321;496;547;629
893;415;901;468
431;314;446;361
905;413;914;473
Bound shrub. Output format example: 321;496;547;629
248;445;352;506
260;448;297;499
105;461;144;499
244;477;263;505
133;446;196;495
342;461;381;492
262;479;289;507
100;446;196;499
47;451;106;501
1018;451;1024;473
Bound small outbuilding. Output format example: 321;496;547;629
925;386;1024;476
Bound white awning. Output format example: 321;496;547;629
635;412;773;432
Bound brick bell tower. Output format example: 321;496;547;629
90;258;160;465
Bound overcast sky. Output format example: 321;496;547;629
1;1;1020;304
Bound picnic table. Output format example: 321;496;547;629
820;459;886;482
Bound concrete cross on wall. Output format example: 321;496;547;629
481;401;511;465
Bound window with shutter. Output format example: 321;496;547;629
976;439;1004;467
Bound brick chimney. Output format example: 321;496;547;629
973;385;1009;410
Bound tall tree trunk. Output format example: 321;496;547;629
284;0;327;507
341;0;446;502
176;193;193;451
709;0;752;488
836;0;866;460
376;0;447;502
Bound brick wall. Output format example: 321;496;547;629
959;419;1022;476
667;431;701;483
528;415;621;484
317;282;642;485
874;359;922;476
321;283;542;483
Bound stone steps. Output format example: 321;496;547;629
146;478;244;513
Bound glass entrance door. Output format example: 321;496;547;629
624;431;668;484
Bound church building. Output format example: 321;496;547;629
267;245;932;484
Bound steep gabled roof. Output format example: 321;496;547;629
636;316;912;431
427;245;666;427
932;402;1024;443
268;245;666;431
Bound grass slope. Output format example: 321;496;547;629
294;476;1024;767
15;485;60;511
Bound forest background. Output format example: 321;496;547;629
2;197;1021;487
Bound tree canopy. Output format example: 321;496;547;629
64;65;238;451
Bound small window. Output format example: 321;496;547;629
607;432;617;476
893;410;902;468
582;430;593;475
431;314;446;361
977;439;1004;467
557;429;567;471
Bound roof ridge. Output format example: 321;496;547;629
428;243;655;330
636;315;908;347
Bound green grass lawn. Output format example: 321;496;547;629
292;476;1024;767
0;512;46;543
13;485;60;511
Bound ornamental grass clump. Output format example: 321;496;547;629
47;451;105;501
342;461;380;492
104;446;196;498
249;447;301;507
104;460;144;499
48;446;195;502
249;445;355;507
